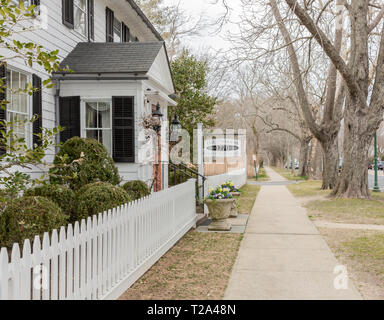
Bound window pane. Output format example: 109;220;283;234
11;71;19;90
74;0;86;11
20;73;27;90
19;93;27;114
86;130;112;155
6;70;11;89
98;102;111;129
114;18;121;33
100;130;112;155
9;93;20;112
7;112;27;132
86;102;98;128
7;110;27;151
74;6;86;36
86;129;98;141
114;32;121;43
114;18;121;42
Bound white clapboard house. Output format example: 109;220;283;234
0;0;176;188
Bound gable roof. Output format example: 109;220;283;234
56;42;164;74
126;0;163;41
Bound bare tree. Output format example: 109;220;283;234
214;0;345;188
268;0;345;190
260;94;313;177
136;0;207;60
283;0;384;198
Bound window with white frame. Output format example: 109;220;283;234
113;17;122;42
84;101;112;155
74;0;87;37
6;69;31;148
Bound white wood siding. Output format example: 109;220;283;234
148;46;174;94
0;0;160;169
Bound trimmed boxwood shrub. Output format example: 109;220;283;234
25;185;76;220
75;182;132;221
50;137;121;191
122;180;151;201
0;197;68;248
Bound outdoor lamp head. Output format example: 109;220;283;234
171;114;181;131
170;114;181;142
152;103;163;119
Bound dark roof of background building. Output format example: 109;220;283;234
56;42;164;74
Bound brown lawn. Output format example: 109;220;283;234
119;231;242;300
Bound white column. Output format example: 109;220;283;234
197;123;204;200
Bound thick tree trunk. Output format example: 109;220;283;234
313;142;324;180
298;138;310;177
332;105;372;198
308;138;322;180
320;138;339;190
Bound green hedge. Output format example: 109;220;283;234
0;197;68;248
122;180;151;201
25;185;76;220
50;137;121;191
75;182;132;221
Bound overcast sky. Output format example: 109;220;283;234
163;0;241;53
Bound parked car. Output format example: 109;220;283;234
368;163;373;170
379;161;384;171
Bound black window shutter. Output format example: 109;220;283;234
88;0;94;41
112;97;135;163
106;7;114;42
31;0;40;5
32;74;43;148
59;96;80;144
62;0;74;29
0;65;6;156
122;23;130;42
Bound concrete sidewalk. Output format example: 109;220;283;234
224;167;362;300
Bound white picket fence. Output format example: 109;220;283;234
204;169;247;194
0;179;196;300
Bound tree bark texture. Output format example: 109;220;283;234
321;138;339;190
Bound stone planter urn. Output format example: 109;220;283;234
205;199;234;231
230;192;241;218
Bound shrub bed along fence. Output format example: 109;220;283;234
0;179;196;300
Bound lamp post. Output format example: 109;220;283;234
374;131;380;193
152;103;163;192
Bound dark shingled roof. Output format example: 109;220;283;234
57;42;164;74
